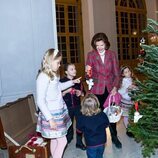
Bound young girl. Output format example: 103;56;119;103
36;48;81;158
60;63;86;150
76;93;109;158
118;65;137;137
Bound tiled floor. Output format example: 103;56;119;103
63;119;158;158
1;119;158;158
0;149;8;158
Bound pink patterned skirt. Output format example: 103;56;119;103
120;98;134;116
36;105;71;139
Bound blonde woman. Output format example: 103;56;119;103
36;48;81;158
76;94;109;158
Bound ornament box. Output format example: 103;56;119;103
0;94;50;158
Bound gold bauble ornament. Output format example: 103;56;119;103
149;34;158;44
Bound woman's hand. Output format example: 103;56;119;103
49;119;57;130
110;87;117;96
85;65;92;72
85;65;92;76
128;84;137;90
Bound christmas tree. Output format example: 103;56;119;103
128;19;158;158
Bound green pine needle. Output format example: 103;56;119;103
128;18;158;158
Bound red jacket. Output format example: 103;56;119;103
86;50;120;94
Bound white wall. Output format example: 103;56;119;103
82;0;158;62
145;0;158;20
0;0;57;106
92;0;117;52
82;0;118;61
81;0;94;60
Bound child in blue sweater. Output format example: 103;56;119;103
76;93;109;158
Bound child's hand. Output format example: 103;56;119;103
75;90;82;97
63;88;73;96
128;85;137;90
49;119;57;130
73;77;82;84
67;88;73;93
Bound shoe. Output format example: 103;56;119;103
67;137;73;144
126;131;134;138
67;139;72;144
0;147;7;150
112;136;122;148
76;143;86;150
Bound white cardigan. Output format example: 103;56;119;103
36;72;74;121
118;77;133;101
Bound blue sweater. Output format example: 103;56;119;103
76;112;109;147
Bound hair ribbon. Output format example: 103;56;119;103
53;49;59;58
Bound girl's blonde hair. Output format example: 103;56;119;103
81;93;101;116
38;48;62;78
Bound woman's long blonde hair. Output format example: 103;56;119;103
81;93;101;116
38;48;62;78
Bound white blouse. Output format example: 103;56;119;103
118;77;133;101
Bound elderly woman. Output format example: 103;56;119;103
85;32;122;149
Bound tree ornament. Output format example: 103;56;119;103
134;102;143;123
140;37;145;44
138;49;146;64
149;33;158;44
134;111;143;123
86;67;94;90
86;78;94;90
138;49;146;57
138;38;146;64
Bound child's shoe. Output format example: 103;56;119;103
76;143;86;150
112;136;122;148
126;131;134;138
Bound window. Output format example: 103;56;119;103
115;0;147;69
56;0;84;77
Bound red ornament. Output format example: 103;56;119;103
138;49;146;57
139;49;144;54
27;141;34;146
31;137;37;141
87;68;92;78
135;102;139;111
70;88;76;95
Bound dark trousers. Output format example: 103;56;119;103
67;106;83;145
96;87;117;137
